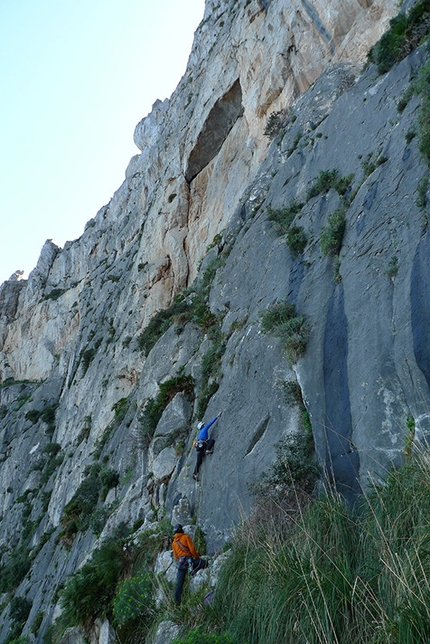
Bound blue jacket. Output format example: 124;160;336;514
197;416;218;441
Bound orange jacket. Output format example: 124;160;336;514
172;532;199;559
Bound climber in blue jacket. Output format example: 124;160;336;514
192;412;221;481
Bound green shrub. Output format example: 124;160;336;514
267;201;303;235
39;448;64;486
206;231;224;252
92;424;116;460
361;153;375;177
139;399;162;447
229;316;248;333
43;442;61;457
386;255;399;279
286;225;307;256
112;572;155;628
405;128;416;143
15;394;31;410
264;109;287;141
89;507;112;537
370;12;409;73
59;466;102;543
172;631;233;644
100;468;120;495
139;374;195;446
416;175;429;208
260;301;296;333
190;299;218;332
4;628;30;644
320;208;346;256
260;301;310;364
369;0;430;74
281;380;303;406
25;409;42;424
417;96;430;165
361;152;388;178
265;432;318;493
0;547;31;593
44;288;66;301
5;633;30;644
81;344;99;375
398;60;430;170
111;397;129;423
60;533;128;627
307;169;339;199
131;518;173;571
196;328;226;419
254;421;318;501
335;173;355;196
137;299;189;354
405;415;416;457
194;526;207;555
307;169;355;201
30;611;44;635
286;129;303;157
137;257;224;356
279;317;310;362
158;373;194;413
398;85;415;112
77;415;92;443
24;401;59;434
9;596;32;627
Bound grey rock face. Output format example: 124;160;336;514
263;46;430;500
0;0;419;641
59;627;86;644
91;619;116;644
151;620;180;644
155;393;193;438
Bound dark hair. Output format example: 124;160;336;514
173;524;183;533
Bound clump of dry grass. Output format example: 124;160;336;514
214;448;430;644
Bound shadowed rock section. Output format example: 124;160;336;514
185;79;244;183
246;416;270;455
411;228;430;390
323;284;360;502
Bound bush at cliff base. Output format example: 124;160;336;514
172;629;233;644
112;572;155;627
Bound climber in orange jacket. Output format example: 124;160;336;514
172;524;207;604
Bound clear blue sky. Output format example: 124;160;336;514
0;0;205;286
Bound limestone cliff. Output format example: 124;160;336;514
3;0;429;642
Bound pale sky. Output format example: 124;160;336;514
0;0;205;286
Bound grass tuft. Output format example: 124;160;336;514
260;301;310;364
320;208;346;257
267;201;304;236
212;449;430;644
